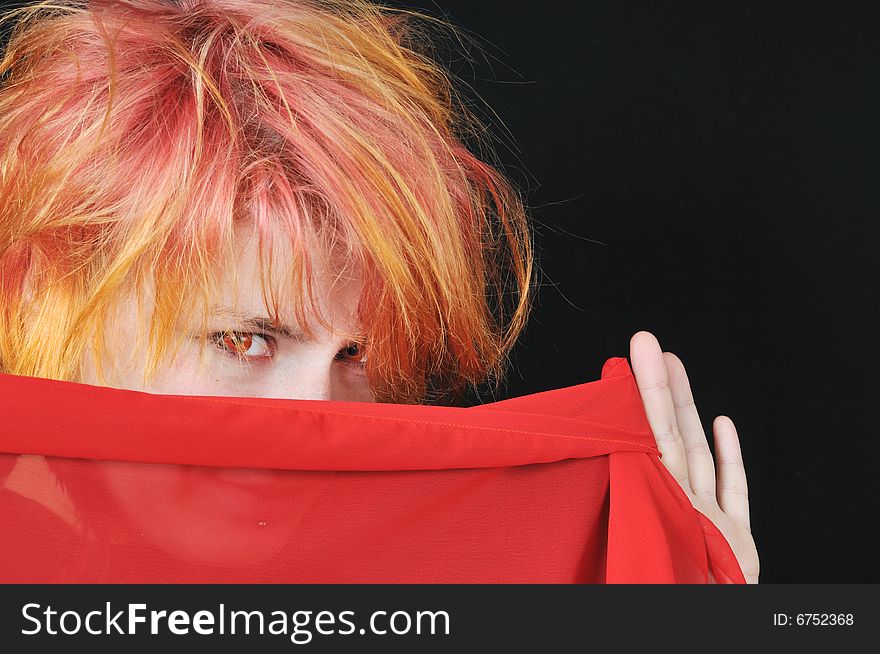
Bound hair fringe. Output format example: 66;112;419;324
0;0;535;404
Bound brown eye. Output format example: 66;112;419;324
336;342;367;367
223;333;253;354
211;331;274;360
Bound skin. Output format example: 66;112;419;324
79;224;375;403
67;225;371;566
629;331;760;583
73;225;758;580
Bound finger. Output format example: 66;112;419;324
714;415;751;532
629;331;690;490
663;352;717;501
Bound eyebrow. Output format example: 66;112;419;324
209;306;305;340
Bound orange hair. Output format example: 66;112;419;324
0;0;534;404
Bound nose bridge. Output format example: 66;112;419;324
293;362;334;402
272;345;335;401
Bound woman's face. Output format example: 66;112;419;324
60;225;372;569
79;224;375;403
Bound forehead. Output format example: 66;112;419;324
212;221;364;328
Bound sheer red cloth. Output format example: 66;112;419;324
0;357;744;583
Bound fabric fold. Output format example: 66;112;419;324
0;356;746;584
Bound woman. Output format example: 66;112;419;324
0;0;758;582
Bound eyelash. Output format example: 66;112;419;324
336;341;368;368
208;331;368;368
209;331;275;362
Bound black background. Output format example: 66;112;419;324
2;0;877;583
391;1;879;582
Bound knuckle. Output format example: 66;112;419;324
720;483;749;499
640;377;669;392
653;424;679;443
684;441;712;457
673;397;696;409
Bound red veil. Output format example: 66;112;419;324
0;357;744;583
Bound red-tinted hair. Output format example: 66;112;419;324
0;0;534;403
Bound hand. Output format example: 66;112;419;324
629;331;760;583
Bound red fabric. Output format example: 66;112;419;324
0;357;745;583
